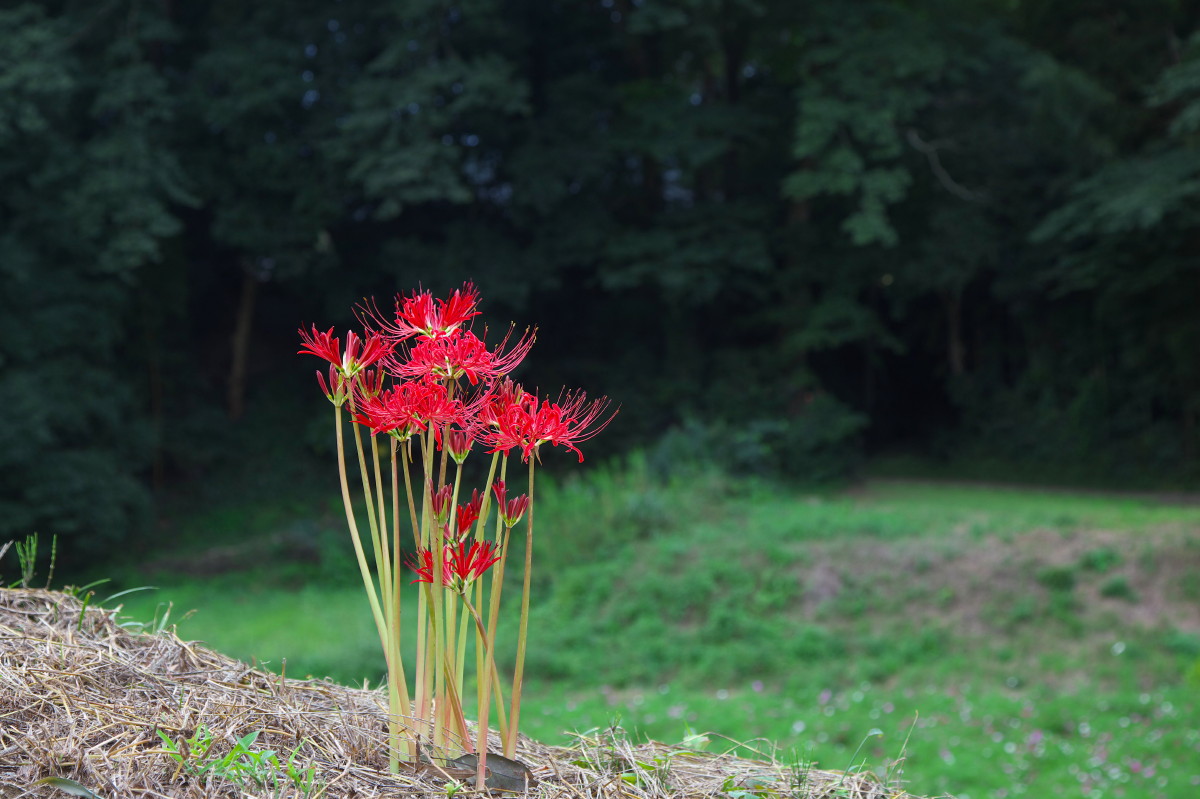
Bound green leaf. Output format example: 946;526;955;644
32;777;105;799
234;730;261;751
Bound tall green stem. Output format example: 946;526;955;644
505;455;536;757
462;593;500;788
410;437;431;728
484;456;512;745
389;438;413;759
334;405;399;773
424;427;448;753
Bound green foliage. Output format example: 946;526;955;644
0;3;181;561
1100;575;1137;601
157;726;321;796
1036;565;1077;593
783;3;935;247
650;394;867;483
119;476;1200;799
10;0;1200;569
1079;547;1121;574
10;532;54;589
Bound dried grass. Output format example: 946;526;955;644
0;588;929;799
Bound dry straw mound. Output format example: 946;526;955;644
0;588;925;798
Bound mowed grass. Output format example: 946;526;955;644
107;461;1200;799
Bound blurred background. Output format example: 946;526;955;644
4;1;1200;797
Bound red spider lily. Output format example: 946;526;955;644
478;379;529;431
455;489;483;538
353;380;465;441
315;366;349;406
491;480;531;528
354;382;430;439
477;380;537;459
430;482;454;526
298;325;341;364
410;540;501;592
389;327;535;386
363;282;482;342
357;368;386;399
487;391;617;462
298;325;391;377
413;380;468;442
445;427;474;464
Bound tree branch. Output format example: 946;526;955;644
906;128;987;203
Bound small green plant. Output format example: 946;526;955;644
156;726;321;797
1186;657;1200;687
1036;565;1076;592
11;532;56;588
837;727;883;786
117;599;182;635
721;772;779;799
1100;575;1137;601
1003;594;1038;629
779;745;814;799
1079;547;1121;573
1176;571;1200;601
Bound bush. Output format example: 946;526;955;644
649;394;867;483
1036;566;1077;592
1099;576;1137;601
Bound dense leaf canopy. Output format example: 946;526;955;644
4;0;1200;559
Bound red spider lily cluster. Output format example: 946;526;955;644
299;282;615;777
300;283;612;463
300;281;613;595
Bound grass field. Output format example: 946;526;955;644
100;461;1200;799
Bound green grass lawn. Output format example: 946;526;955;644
103;463;1200;799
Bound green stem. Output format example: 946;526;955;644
461;594;500;788
388;438;413;757
505;455;536;758
446;460;465;705
371;431;391;607
334;405;398;773
350;407;385;583
455;600;470;705
425;427;448;753
414;433;434;737
408;437;431;728
402;439;420;548
484;456;511;744
473;452;500;734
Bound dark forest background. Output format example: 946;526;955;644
5;0;1200;566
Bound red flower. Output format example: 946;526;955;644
455;489;484;538
354;382;428;439
413;381;468;441
299;325;391;377
486;391;617;462
491;481;531;528
390;327;534;386
357;368;386;399
315;365;349;406
430;482;454;526
410;540;501;592
445;427;474;464
353;380;465;441
365;282;482;342
478;379;528;430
